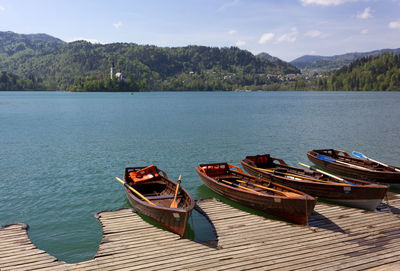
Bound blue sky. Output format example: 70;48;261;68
1;0;400;61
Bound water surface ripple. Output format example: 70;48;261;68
1;91;399;262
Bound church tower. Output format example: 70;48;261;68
110;61;115;79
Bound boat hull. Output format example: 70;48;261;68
125;189;191;237
242;156;388;211
196;165;316;225
327;198;383;211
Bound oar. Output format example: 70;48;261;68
220;179;262;195
236;179;300;197
316;154;369;171
298;162;352;185
115;177;156;206
352;151;400;172
170;175;181;208
255;167;335;184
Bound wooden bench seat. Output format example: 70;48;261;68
146;194;181;200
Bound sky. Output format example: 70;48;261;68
1;0;400;61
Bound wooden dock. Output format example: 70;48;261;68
2;196;400;270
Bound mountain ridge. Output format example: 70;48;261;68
291;48;400;73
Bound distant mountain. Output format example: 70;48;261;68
256;52;280;62
0;31;63;45
0;31;300;91
0;31;63;55
291;48;400;73
256;52;299;75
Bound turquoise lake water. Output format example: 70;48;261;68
1;91;400;262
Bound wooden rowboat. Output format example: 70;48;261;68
122;165;195;237
241;154;388;211
196;163;317;225
307;149;400;186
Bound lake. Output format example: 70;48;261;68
1;90;400;263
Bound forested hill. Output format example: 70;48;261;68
320;53;400;91
0;31;63;51
0;31;299;91
291;48;400;73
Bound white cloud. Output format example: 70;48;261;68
389;19;400;29
113;21;123;29
236;40;246;46
361;29;368;34
357;7;372;19
301;0;356;6
228;30;237;35
0;5;5;11
258;33;275;44
305;30;322;38
309;50;317;55
68;37;102;44
277;27;298;43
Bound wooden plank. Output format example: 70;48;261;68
0;231;30;238
91;242;273;271
349;258;400;271
310;219;400;234
260;234;400;270
0;241;33;251
287;241;400;271
0;247;46;260
311;211;393;225
2;259;62;271
260;236;400;271
0;253;57;268
98;230;177;246
96;236;192;256
141;227;400;271
2;199;400;271
210;236;396;271
0;244;36;254
311;245;400;271
92;244;216;270
101;218;153;228
97;209;135;217
0;235;30;243
186;231;364;269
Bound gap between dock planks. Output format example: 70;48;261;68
2;195;400;270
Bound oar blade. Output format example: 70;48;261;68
352;151;366;159
170;175;182;208
316;154;336;162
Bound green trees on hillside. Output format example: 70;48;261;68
0;32;300;91
71;76;141;92
1;32;400;91
322;53;400;91
0;71;41;90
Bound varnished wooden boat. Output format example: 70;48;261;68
196;163;317;225
307;149;400;186
123;165;195;237
241;154;388;211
